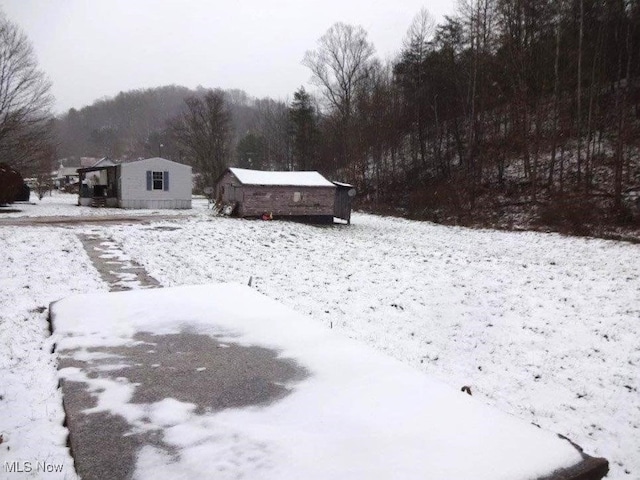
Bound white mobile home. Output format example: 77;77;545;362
78;157;192;209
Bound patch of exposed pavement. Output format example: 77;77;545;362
58;331;307;480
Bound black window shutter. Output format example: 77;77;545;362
164;171;169;191
146;171;152;190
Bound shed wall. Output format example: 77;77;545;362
216;172;244;205
240;185;335;217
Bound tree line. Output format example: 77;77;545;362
4;1;640;229
295;0;640;228
179;0;640;229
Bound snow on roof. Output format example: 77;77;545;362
80;157;100;167
136;157;171;163
122;157;191;170
56;167;79;177
78;158;117;171
92;157;115;168
229;168;335;187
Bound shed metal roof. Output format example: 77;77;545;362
333;181;354;188
229;168;335;187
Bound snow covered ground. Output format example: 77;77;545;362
0;226;106;479
1;192;639;479
1;190;209;218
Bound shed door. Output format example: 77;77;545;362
230;186;242;202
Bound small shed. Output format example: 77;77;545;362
333;181;356;224
215;168;354;223
78;157;192;209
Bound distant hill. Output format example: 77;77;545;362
54;85;261;164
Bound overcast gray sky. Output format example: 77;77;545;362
1;0;456;114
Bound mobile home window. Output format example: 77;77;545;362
152;171;164;190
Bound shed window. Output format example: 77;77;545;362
293;191;302;202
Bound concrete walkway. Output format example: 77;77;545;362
77;232;160;291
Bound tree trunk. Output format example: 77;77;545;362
576;0;584;189
548;18;562;191
585;19;604;193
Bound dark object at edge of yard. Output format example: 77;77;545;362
0;163;24;205
15;183;30;202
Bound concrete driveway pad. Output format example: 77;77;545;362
50;283;608;480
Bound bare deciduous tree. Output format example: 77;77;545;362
0;13;53;172
254;98;291;170
403;8;436;57
303;23;376;177
398;8;436;167
171;90;232;187
303;22;375;120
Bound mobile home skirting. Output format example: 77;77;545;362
120;199;191;209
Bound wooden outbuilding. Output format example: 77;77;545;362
215;168;355;223
332;181;356;224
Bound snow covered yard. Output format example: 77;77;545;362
0;191;210;218
103;213;639;479
0;227;106;479
1;194;638;479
